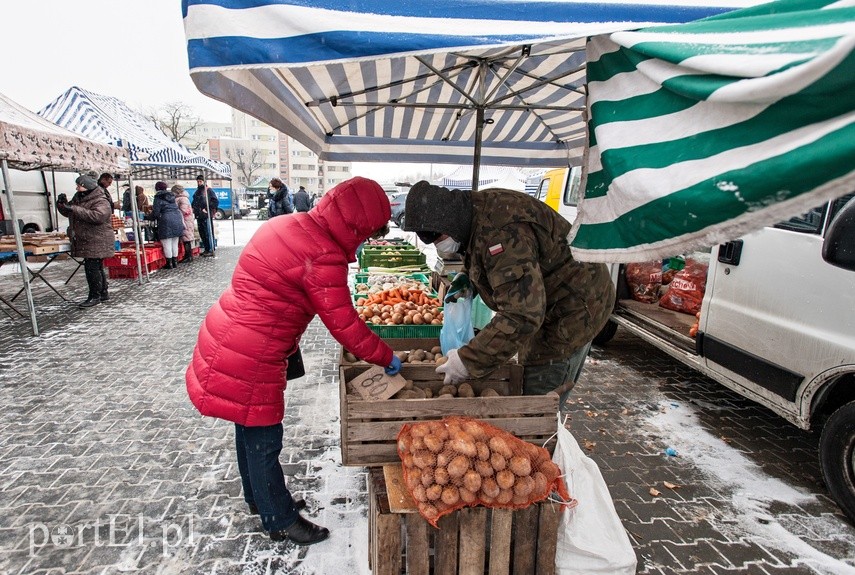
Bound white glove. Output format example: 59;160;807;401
436;348;469;385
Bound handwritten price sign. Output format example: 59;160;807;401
350;366;406;401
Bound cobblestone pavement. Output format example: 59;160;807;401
0;237;854;574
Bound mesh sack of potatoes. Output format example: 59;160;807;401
397;416;570;527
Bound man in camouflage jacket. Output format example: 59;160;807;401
403;181;614;407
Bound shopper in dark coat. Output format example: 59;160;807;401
292;186;312;212
56;174;115;308
148;181;185;268
192;175;219;256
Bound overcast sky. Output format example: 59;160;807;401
0;0;443;183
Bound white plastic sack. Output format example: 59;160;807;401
553;416;637;575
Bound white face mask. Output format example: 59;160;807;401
434;236;461;257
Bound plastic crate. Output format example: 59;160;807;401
354;271;431;284
108;266;140;280
360;251;427;269
366;323;442;338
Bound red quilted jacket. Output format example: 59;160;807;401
186;177;394;426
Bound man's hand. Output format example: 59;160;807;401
385;355;402;376
445;273;471;304
436;348;469;385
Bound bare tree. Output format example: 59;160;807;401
225;146;265;185
146;102;203;150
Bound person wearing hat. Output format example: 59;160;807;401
56;174;115;308
172;184;196;263
402;181;614;410
192;175;219;256
146;182;186;269
186;176;402;546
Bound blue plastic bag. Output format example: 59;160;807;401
440;296;474;355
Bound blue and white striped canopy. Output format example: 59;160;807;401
39;86;231;181
183;0;761;168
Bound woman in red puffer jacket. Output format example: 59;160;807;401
186;176;401;546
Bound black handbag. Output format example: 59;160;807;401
286;347;306;379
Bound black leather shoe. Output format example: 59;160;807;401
269;515;329;546
78;297;101;308
248;499;306;515
100;293;110;302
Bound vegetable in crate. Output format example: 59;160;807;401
398;416;570;527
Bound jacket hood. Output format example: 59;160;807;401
310;177;390;261
155;190;176;202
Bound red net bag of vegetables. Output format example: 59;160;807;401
397;416;570;527
625;261;662;304
658;258;708;315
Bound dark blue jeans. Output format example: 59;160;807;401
234;423;299;532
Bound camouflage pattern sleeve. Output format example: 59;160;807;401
457;224;545;379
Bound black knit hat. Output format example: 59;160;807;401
155;181;168;191
403;181;473;245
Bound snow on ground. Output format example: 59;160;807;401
645;401;855;575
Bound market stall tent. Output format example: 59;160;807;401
0;91;129;335
39;86;234;279
182;0;761;189
437;166;528;192
182;0;854;262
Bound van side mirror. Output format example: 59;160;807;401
823;197;855;271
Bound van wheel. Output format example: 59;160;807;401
819;401;855;522
214;209;225;220
592;320;618;345
22;224;39;234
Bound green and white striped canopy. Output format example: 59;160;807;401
569;0;855;262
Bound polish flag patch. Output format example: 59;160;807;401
488;243;504;256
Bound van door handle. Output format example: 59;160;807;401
718;240;743;266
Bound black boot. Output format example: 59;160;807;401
79;296;101;308
171;257;178;269
269;515;329;546
180;242;193;263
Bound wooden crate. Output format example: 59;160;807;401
339;347;558;466
368;467;560;575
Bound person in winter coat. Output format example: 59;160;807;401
172;184;196;263
56;174;115;308
191;175;219;256
403;181;615;411
146;182;185;269
186;176;403;546
121;185;150;215
267;178;293;217
292;185;312;212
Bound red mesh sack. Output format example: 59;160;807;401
397;416;570;527
658;259;708;315
625;261;662;303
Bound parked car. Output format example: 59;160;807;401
389;192;408;227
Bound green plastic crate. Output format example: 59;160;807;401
354;272;431;284
361;251;426;269
366;323;442;338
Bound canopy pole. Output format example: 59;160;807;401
230;180;236;245
472;107;485;193
126;175;145;285
1;159;39;336
50;170;59;231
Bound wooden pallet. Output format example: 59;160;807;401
368;467;560;575
339;348;558;466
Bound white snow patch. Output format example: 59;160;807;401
646;401;855;574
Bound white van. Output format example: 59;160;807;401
594;193;855;520
0;169;79;233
